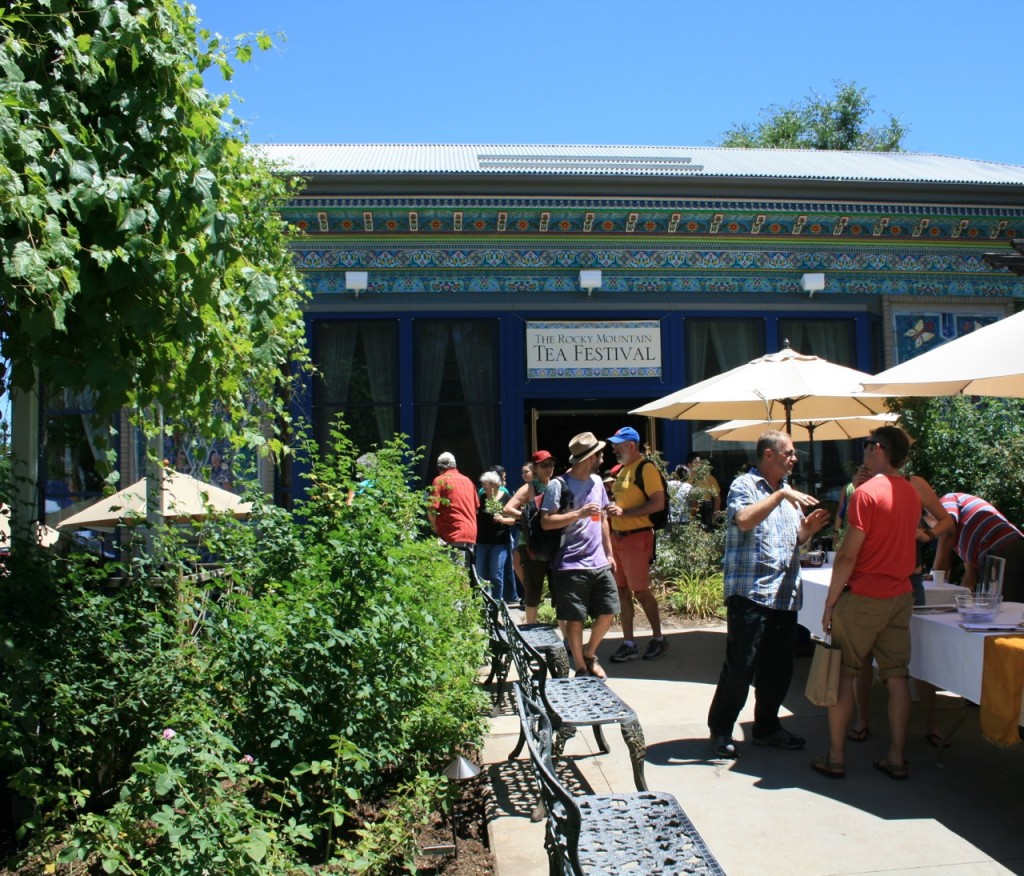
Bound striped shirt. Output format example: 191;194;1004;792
941;492;1024;567
724;469;804;611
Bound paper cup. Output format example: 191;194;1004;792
826;551;836;565
931;570;946;586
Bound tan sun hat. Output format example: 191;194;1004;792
567;432;606;465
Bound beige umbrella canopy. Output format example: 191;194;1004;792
0;504;61;548
706;414;899;488
631;347;889;428
862;310;1024;398
57;471;252;530
706;413;899;444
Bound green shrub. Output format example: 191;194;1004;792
893;396;1024;526
665;570;726;620
0;424;488;873
653;520;726;588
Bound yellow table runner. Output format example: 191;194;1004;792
980;634;1024;746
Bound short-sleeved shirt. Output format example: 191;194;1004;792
667;480;692;524
723;468;804;611
542;473;610;572
429;468;478;544
846;475;920;599
941;492;1024;567
610;458;663;532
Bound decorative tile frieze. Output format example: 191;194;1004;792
299;270;1024;299
281;195;1024;245
288;244;1021;278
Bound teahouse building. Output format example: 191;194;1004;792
261;144;1024;500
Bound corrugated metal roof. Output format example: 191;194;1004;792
252;143;1024;185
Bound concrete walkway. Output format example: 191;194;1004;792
481;619;1024;876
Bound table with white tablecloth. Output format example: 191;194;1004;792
798;565;970;629
797;565;1024;722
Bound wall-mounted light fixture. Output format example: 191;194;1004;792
579;269;602;297
345;271;369;297
800;272;825;297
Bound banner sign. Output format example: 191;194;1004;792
526;320;662;379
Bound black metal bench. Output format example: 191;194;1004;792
514;684;725;876
471;565;569;714
504;607;648;792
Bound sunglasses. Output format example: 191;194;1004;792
863;439;884;450
536;461;555;468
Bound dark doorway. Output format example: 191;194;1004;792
526;403;651;475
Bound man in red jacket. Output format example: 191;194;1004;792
428;452;478;562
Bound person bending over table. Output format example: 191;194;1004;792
933;491;1024;598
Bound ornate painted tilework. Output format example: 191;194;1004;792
298;269;1024;299
893;311;1001;363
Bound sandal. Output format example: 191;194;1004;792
810;755;845;779
847;727;870;742
924;733;950;749
583;655;607;681
873;757;909;780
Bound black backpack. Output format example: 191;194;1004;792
523;476;569;562
635;458;670;532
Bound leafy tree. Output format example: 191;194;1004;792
720;80;907;152
892;396;1024;527
0;0;309;447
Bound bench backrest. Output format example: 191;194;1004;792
513;683;586;875
471;564;506;651
500;599;548;703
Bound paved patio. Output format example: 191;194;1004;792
481;619;1024;876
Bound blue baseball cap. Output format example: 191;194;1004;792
607;426;640;444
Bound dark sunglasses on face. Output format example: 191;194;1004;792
863;439;883;450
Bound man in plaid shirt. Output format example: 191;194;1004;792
708;430;831;759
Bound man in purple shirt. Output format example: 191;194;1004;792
541;432;619;679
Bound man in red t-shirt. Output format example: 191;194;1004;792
814;426;921;781
428;452;478;556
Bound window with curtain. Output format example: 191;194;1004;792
778;318;860;498
44;388;110;511
685;319;765;493
415;320;499;483
777;319;856;367
686;318;764;384
314;320;399;453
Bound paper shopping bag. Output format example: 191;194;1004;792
805;637;842;707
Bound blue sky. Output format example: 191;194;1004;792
195;0;1023;165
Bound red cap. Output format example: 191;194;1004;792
531;450;553;464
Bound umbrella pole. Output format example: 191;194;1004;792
807;423;817;494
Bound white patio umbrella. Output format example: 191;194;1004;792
631;347;890;429
57;470;252;530
706;414;899;488
706;413;899;444
862;309;1024;397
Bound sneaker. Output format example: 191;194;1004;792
609;642;639;663
711;735;739;759
752;728;806;750
642;637;669;661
